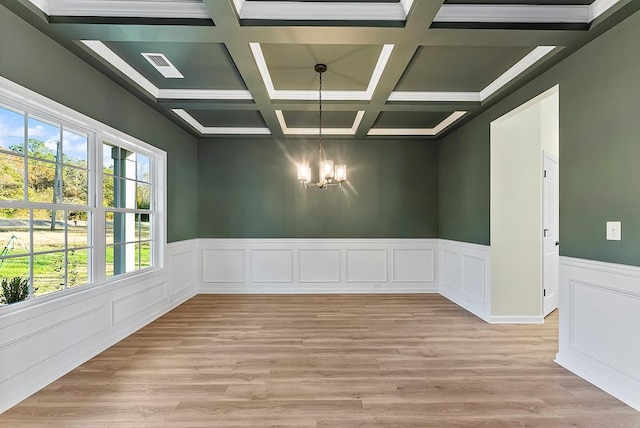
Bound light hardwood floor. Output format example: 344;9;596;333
2;294;639;427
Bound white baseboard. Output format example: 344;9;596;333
557;256;640;412
489;315;544;324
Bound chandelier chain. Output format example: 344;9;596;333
318;69;323;158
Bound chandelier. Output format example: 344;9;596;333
297;64;347;189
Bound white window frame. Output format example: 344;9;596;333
0;76;167;308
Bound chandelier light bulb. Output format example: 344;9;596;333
297;162;311;183
334;164;347;182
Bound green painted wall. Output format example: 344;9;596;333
439;121;490;245
198;138;439;238
0;5;199;242
439;9;640;265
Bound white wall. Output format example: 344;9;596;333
0;240;198;413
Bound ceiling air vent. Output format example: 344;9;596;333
141;53;184;79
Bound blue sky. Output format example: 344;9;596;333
0;105;87;164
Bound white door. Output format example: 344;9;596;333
543;152;559;317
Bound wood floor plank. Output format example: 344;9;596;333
2;294;639;426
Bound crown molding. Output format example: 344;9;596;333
158;89;253;100
388;92;480;103
172;109;271;135
234;0;411;21
590;0;623;21
29;0;211;18
276;110;365;135
433;1;622;24
367;111;466;136
480;46;555;100
434;4;589;24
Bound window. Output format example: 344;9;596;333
103;143;153;277
0;80;164;307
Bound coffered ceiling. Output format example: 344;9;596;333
3;0;637;139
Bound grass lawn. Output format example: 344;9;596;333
1;219;150;302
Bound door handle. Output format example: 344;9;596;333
543;229;550;237
555;241;560;246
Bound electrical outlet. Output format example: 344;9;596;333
372;282;381;288
606;221;622;241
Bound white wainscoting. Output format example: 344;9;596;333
438;239;491;322
0;239;198;414
556;256;640;411
199;239;439;294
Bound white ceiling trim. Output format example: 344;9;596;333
388;92;480;102
389;46;555;103
250;43;394;101
480;46;555;100
276;110;365;135
434;1;622;24
26;0;48;14
368;111;467;136
400;0;415;16
82;41;253;101
172;109;271;135
81;40;159;97
590;0;623;21
434;5;590;24
31;0;212;19
235;1;408;21
158;89;253;100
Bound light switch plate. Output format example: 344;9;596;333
606;221;622;240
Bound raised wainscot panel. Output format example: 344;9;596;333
202;249;244;283
170;249;196;296
0;305;104;383
393;249;434;283
462;254;486;304
112;281;167;326
346;249;387;283
299;249;340;283
571;280;640;382
251;249;293;283
441;249;460;291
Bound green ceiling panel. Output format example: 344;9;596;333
395;46;534;92
261;44;382;91
187;110;266;127
283;111;358;128
104;41;246;90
